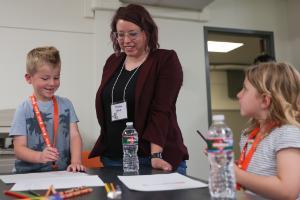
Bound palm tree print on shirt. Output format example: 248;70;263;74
26;112;52;152
26;109;70;156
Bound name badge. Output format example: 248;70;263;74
111;101;128;121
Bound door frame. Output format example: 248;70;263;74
203;26;275;125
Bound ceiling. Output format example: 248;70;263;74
208;33;263;66
119;0;214;11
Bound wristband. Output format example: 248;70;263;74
151;152;163;159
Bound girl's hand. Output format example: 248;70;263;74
39;147;59;163
234;163;242;184
67;163;86;172
151;158;172;171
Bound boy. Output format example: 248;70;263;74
10;46;86;173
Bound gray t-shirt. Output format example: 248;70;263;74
240;124;300;199
10;95;79;173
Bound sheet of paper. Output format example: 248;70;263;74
10;175;104;191
118;173;207;191
0;171;88;183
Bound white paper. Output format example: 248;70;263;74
0;171;88;183
118;173;207;191
10;175;104;191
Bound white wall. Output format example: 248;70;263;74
158;17;210;179
0;0;97;148
287;0;300;69
0;0;299;180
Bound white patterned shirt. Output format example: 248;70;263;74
240;124;300;199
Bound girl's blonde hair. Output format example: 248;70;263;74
246;62;300;129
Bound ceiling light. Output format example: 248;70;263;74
207;41;244;53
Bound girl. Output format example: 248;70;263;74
235;62;300;200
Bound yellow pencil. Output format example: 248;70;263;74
104;183;110;193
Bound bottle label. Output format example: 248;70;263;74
123;136;138;145
207;138;233;152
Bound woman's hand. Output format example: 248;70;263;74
151;158;172;171
39;147;59;164
67;163;86;172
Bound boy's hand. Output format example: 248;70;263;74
39;147;59;163
67;163;86;172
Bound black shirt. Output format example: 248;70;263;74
101;63;139;159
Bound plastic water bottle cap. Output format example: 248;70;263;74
126;122;133;126
212;114;224;121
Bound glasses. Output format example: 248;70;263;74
113;30;142;41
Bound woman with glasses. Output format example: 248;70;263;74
89;4;189;174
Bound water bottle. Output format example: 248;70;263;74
207;114;236;199
122;122;139;173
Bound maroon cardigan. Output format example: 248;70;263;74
89;49;189;169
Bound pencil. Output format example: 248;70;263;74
60;187;93;199
4;190;29;199
104;183;110;193
196;130;208;144
51;186;57;194
110;183;115;192
45;185;53;197
27;190;40;197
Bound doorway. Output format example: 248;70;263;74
203;26;275;156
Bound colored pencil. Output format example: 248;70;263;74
60;187;93;198
104;183;110;193
27;190;40;197
110;183;116;192
4;190;29;199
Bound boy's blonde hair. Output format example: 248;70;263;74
246;62;300;129
26;46;61;75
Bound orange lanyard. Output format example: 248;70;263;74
30;95;59;148
237;122;278;190
238;127;261;171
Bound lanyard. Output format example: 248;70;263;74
111;64;140;104
237;121;279;190
30;95;59;148
237;127;260;171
